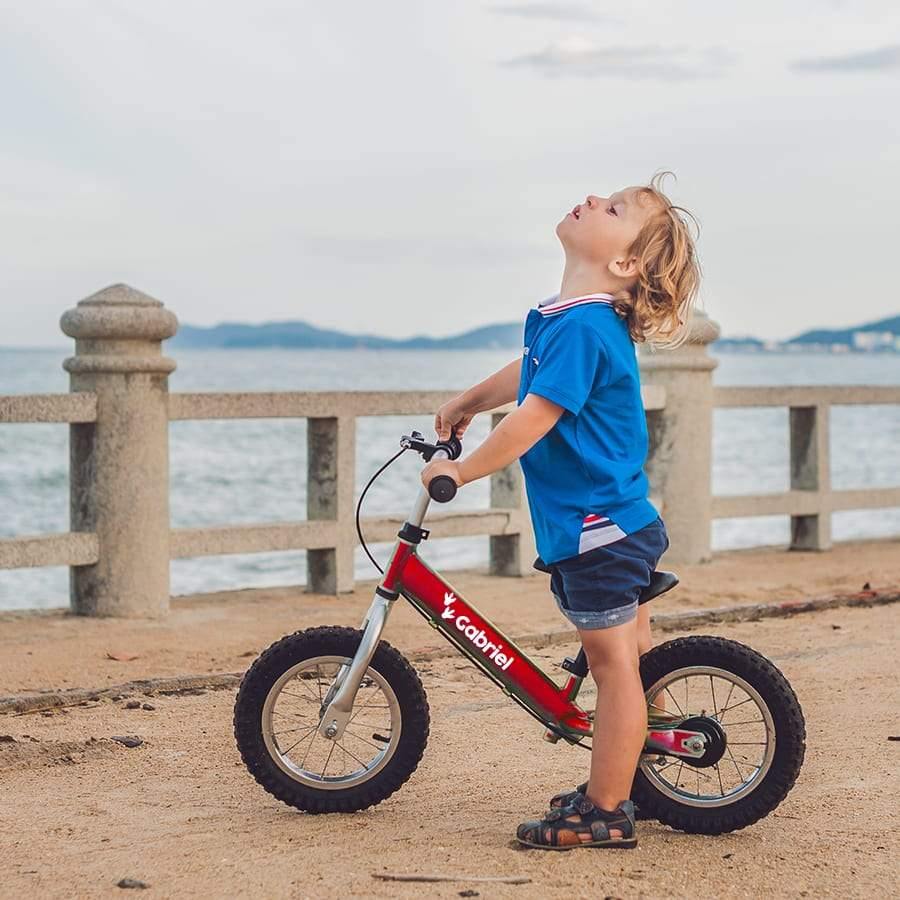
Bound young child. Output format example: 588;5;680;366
421;173;699;850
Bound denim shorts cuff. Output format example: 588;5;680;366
552;595;639;630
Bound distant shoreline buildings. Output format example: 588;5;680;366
716;320;900;354
715;336;900;353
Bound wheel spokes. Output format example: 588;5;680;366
262;654;401;790
642;666;776;807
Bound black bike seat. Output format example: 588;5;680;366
639;571;679;604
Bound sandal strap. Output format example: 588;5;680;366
549;781;588;808
585;798;636;841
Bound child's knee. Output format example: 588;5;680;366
585;644;640;684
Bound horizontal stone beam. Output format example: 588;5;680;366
171;522;339;558
360;508;525;544
0;532;99;569
713;487;900;519
830;487;900;511
169;509;528;559
0;392;97;424
168;386;665;421
713;491;822;518
169;391;468;420
714;385;900;408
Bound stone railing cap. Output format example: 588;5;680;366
685;310;721;345
79;283;165;308
61;283;178;342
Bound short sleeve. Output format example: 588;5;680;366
527;319;607;415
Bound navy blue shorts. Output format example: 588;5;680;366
548;517;669;630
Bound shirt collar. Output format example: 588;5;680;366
537;292;615;316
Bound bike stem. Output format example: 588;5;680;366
317;448;446;741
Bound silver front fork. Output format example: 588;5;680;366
317;593;393;739
317;448;448;740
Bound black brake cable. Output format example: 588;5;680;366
355;447;408;574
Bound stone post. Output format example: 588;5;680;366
639;312;720;564
488;412;537;576
306;416;357;594
789;404;831;550
61;284;178;616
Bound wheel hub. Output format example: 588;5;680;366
677;715;727;768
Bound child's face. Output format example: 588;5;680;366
556;187;659;266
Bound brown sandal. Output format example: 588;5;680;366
517;795;637;850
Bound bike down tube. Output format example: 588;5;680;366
396;554;594;740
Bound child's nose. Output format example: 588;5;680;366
586;195;604;208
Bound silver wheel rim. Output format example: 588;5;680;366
641;665;776;808
261;655;402;791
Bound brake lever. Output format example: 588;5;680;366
400;429;462;461
400;431;438;460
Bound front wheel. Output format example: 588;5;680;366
633;635;806;834
234;626;430;813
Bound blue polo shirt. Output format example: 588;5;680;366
517;293;658;564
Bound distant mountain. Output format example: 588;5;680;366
787;314;900;346
171;320;523;350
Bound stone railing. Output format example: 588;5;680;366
1;284;898;617
710;385;900;550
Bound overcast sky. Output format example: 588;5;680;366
2;0;899;346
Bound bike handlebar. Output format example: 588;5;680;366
399;427;462;503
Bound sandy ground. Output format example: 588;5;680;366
1;539;898;695
1;601;899;900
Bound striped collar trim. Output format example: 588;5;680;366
537;292;615;316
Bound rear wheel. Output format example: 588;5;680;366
234;626;429;813
632;636;805;834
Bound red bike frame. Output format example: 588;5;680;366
384;541;705;759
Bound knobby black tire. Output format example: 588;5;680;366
234;626;430;813
632;635;805;835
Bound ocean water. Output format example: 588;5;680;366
1;347;899;610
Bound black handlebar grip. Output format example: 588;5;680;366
428;475;458;503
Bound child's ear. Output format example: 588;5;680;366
608;255;639;280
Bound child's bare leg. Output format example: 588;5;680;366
636;603;665;714
636;604;652;656
579;618;646;836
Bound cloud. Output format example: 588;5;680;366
503;40;734;80
790;44;900;73
489;2;619;23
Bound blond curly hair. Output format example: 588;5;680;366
610;172;701;348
